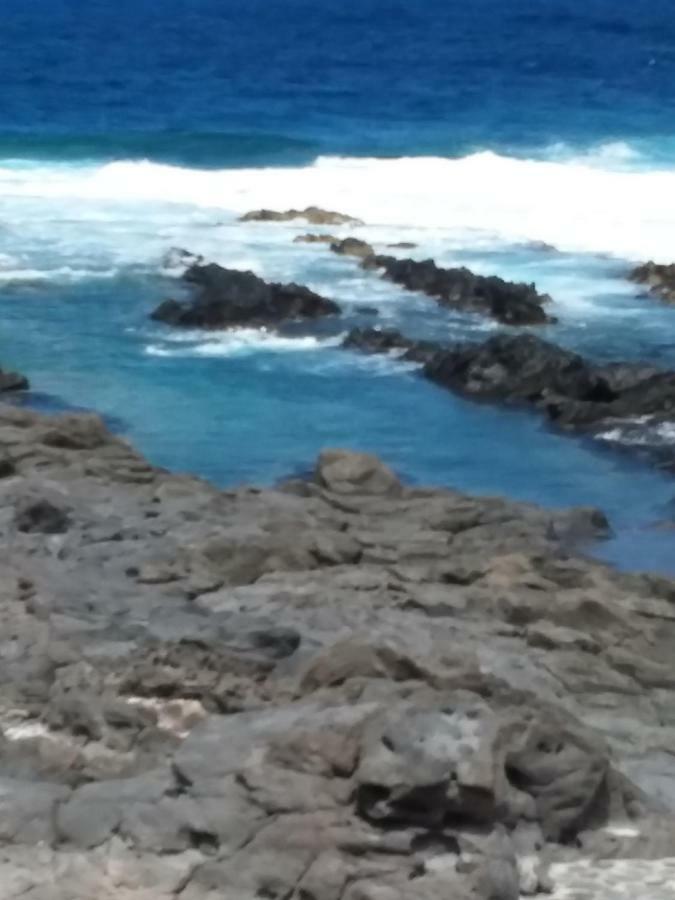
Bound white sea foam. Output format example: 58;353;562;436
596;417;675;447
145;328;341;358
2;148;675;262
545;139;644;168
0;265;121;283
0;253;19;269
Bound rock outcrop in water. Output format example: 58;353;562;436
3;403;675;897
240;206;363;225
629;261;675;304
330;237;375;259
358;255;555;325
0;364;29;392
151;262;341;329
345;328;675;469
293;233;338;245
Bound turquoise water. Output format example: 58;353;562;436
1;0;675;571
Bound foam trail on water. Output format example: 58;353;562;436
145;329;342;358
2;148;675;261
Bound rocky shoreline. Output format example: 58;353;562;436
2;403;675;898
344;328;675;471
144;240;675;475
0;365;29;394
630;261;675;305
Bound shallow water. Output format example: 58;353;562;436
1;0;675;572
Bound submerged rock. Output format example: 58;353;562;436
0;366;29;392
387;241;418;249
240;206;363;225
161;246;205;270
344;328;675;469
343;326;437;363
360;255;555;325
151;262;341;329
629;260;675;304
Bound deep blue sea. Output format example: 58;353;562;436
2;0;675;571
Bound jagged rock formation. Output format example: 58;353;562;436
293;233;338;245
359;255;555;325
240;206;363;225
330;237;375;259
344;328;675;470
1;405;675;896
151;263;341;329
630;261;675;304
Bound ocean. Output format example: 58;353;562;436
2;0;675;571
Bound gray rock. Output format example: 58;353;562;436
240;206;363;225
0;403;673;898
330;237;375;259
315;448;402;497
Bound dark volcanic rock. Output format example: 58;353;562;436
151;263;341;329
343;327;437;364
344;329;675;468
424;333;675;432
239;206;363;225
330;237;375;259
0;367;29;392
1;408;675;897
360;255;555;325
293;233;338;245
629;261;675;304
161;246;205;270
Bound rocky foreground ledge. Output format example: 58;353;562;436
2;406;675;897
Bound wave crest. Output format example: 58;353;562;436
2;146;675;261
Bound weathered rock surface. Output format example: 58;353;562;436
1;406;675;897
0;366;29;392
294;233;338;245
240;206;363;225
360;255;555;325
344;328;675;470
630;261;675;304
330;237;375;259
151;262;341;329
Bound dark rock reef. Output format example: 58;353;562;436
293;233;338;245
1;404;675;897
343;326;437;363
0;365;29;393
330;237;375;259
629;261;675;304
345;328;675;469
240;206;363;225
359;255;555;326
151;262;341;329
